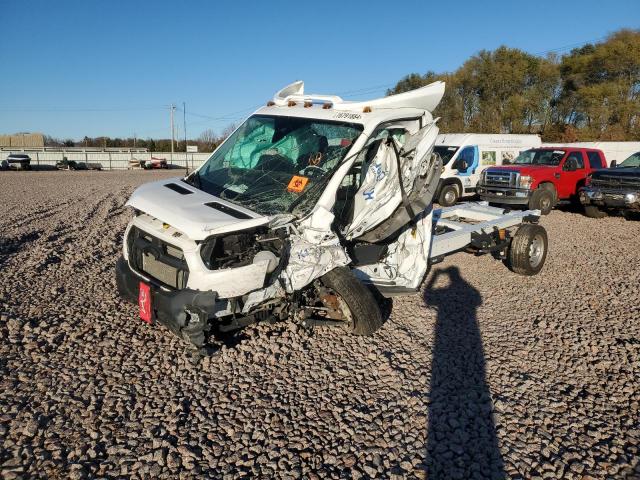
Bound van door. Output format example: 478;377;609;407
452;145;479;194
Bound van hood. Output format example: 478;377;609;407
126;178;272;240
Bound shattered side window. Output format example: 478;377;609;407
332;121;417;226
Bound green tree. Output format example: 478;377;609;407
388;29;639;141
557;30;640;140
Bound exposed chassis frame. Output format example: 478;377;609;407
430;202;540;259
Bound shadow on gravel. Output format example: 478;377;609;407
0;231;41;267
423;266;504;479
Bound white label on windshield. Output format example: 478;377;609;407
553;150;565;154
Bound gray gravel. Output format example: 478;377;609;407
1;170;639;479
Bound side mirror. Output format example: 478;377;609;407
610;160;617;168
454;159;468;171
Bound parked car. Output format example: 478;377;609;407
115;80;549;356
433;133;541;206
3;153;32;170
145;156;168;169
476;147;606;214
579;151;640;218
56;158;88;170
128;157;168;170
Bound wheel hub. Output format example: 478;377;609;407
305;284;354;327
445;190;456;204
528;234;545;268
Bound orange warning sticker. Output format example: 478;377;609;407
287;175;309;193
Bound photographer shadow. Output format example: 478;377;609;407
423;266;505;479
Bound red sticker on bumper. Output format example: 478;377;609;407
138;282;152;324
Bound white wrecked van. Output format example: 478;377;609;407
115;81;549;354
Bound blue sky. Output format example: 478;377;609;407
1;0;638;140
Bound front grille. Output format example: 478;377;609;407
591;175;640;190
484;170;518;187
127;226;189;289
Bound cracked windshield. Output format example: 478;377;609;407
190;115;363;215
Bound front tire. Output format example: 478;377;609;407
584;205;607;218
506;224;548;276
438;184;460;207
319;267;384;335
528;187;555;215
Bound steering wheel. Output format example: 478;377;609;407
302;165;325;178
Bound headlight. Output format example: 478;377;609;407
519;175;533;189
625;193;638;204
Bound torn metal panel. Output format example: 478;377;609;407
346;123;440;242
192;261;270;299
353;209;433;292
242;282;286;313
284;232;350;292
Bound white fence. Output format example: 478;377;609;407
2;150;212;170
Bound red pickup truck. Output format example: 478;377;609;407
476;147;606;214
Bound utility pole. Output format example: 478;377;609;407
170;104;175;159
183;101;188;171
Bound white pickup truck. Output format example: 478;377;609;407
115;81;549;354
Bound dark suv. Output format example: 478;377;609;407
579;151;640;218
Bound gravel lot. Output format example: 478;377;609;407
1;170;639;479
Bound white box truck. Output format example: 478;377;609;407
433;134;541;205
544;142;640;166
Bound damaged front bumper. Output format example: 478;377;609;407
115;256;220;347
579;187;640;211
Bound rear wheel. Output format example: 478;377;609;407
584;205;607;218
506;224;548;276
314;267;384;335
438;184;460;207
528;187;555;215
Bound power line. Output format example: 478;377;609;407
174;104;261;121
533;36;609;56
335;82;397;96
0;106;166;112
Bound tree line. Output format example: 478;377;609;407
44;125;236;152
388;29;640;141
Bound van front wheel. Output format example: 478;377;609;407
312;267;384;336
438;184;460;207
